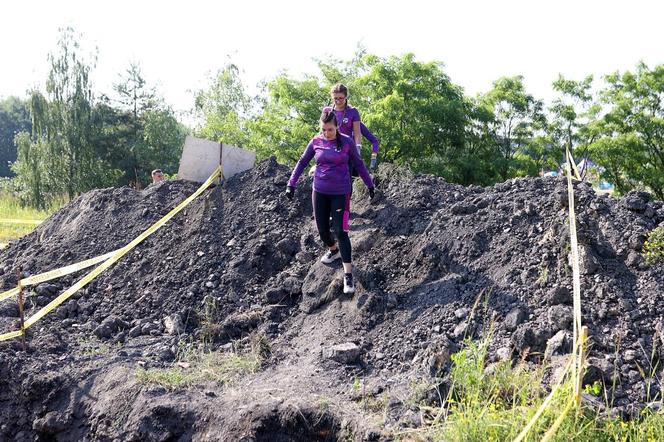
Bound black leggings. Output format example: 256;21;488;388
312;191;352;263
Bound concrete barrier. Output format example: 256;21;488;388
177;136;256;183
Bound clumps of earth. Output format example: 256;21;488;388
0;157;662;440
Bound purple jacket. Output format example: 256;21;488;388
288;133;374;195
323;105;379;154
323;105;361;140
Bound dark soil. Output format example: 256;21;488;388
1;157;663;441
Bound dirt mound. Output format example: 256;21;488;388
1;157;663;440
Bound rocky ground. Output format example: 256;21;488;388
0;158;663;441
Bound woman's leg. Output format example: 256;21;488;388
330;193;352;267
312;191;335;248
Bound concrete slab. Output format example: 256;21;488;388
177;136;256;183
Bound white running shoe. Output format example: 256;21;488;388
321;249;341;264
343;273;355;294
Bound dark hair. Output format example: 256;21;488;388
320;111;343;152
151;169;163;175
331;83;348;97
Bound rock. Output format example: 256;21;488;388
299;263;343;313
628;233;646;251
33;411;70;434
452;322;468;339
512;324;546;353
548;286;572;305
626;252;643;269
496;347;511;361
35;283;59;297
454;308;470;320
163;314;184;335
128;324;143;338
281;276;302;296
623;349;637;362
548;305;573;331
450;203;478;215
264;288;286;304
544;330;571;360
504;308;526;331
322;342;361;364
571;245;600;275
585;357;615;385
623;192;648;212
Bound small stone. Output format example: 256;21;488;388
454;308;470;320
504;308;526;331
322;342;361;364
163;314;184;335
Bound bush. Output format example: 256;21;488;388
643;225;664;265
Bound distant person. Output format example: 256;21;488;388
322;83;379;173
285;110;375;294
151;169;165;184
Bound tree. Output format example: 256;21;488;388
113;62;158;118
0;96;31;177
588;63;664;197
12;28;114;207
481;76;546;180
548;75;597;164
194;64;253;149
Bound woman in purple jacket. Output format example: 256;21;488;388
285;111;375;294
323;83;380;172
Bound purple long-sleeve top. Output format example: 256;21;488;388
322;105;379;154
288;133;374;195
323;105;361;140
360;122;380;154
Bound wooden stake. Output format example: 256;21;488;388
16;268;26;351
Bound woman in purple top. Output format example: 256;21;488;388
285;111;375;294
323;83;379;171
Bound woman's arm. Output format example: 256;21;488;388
348;139;374;189
288;141;315;188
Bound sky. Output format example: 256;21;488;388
2;0;662;120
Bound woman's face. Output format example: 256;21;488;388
321;121;337;140
332;93;347;109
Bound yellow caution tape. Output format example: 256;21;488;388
0;287;19;303
566;147;582;181
513;151;588;441
540;397;575;442
0;250;119;304
0;329;23;341
21;250;118;287
0;218;43;225
22;166;221;330
566;148;584;390
512;355;574;442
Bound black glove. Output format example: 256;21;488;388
368;187;375;199
285;186;295;201
370;157;377;171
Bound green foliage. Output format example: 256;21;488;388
643;225;664;265
399;337;664;442
0;97;31;177
11;28;116;207
588;63;664;199
480;76;547;180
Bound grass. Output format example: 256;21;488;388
0;192;61;243
391;337;664;441
136;336;266;389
